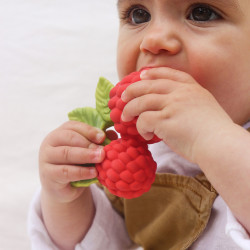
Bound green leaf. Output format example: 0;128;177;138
68;77;115;189
71;178;98;187
103;137;111;146
95;77;114;128
68;107;106;130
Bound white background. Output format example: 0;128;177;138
0;1;118;249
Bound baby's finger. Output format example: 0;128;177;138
48;164;98;184
121;79;177;102
122;94;166;122
45;146;104;165
136;110;169;141
59;121;105;144
141;67;195;84
47;129;90;148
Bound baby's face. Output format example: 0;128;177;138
116;0;250;124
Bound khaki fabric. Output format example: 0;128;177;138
103;173;218;250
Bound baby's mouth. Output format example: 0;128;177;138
139;65;158;71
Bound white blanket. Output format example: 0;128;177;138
0;1;118;248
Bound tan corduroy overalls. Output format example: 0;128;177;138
102;173;217;250
101;127;250;250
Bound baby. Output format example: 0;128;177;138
29;0;250;249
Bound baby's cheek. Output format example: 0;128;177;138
117;42;140;79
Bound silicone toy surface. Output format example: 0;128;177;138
68;70;160;199
96;138;156;199
109;71;161;144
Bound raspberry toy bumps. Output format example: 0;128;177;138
96;138;156;199
109;71;160;144
68;70;159;199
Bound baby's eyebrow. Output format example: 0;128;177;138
117;0;242;15
206;0;240;10
117;0;144;8
117;0;136;7
117;0;127;7
117;0;240;8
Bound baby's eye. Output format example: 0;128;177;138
187;5;221;22
121;5;151;25
131;8;151;24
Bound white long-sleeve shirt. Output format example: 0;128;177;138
28;123;250;250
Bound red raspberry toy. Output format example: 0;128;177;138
96;138;157;199
69;72;160;199
108;70;161;144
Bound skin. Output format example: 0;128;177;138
39;0;250;248
118;0;250;232
39;121;105;249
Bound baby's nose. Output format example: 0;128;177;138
140;21;182;55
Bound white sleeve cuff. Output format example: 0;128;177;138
76;184;132;250
27;188;59;250
27;186;133;250
226;207;250;250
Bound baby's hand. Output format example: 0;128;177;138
39;121;105;203
121;67;232;163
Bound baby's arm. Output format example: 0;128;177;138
39;121;105;250
122;67;250;233
193;123;250;234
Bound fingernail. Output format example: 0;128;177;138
121;91;127;102
96;130;104;142
89;168;97;177
140;70;148;79
121;113;130;122
94;148;103;160
121;113;126;122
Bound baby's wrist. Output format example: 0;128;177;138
41;185;89;205
192;122;239;167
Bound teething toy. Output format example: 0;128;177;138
109;71;160;144
96;138;156;199
68;70;160;199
